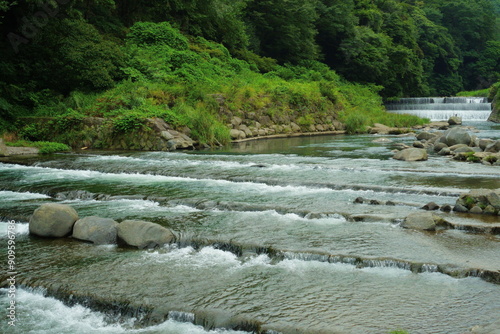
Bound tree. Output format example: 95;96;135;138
244;0;319;64
315;0;357;67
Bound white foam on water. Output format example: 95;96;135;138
359;266;412;278
218;209;346;226
0;190;50;201
0;288;249;334
276;258;355;274
81;153;260;170
11;164;335;196
143;246;240;269
108;199;162;211
0;222;29;237
165;205;202;213
239;254;273;269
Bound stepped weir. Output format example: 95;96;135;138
385;97;492;121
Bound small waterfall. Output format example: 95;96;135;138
167;311;195;323
386;96;492;121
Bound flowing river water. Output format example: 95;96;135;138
1;121;499;334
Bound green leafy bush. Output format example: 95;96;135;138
112;112;146;133
128;22;189;50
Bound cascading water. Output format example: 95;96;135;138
385;96;492;121
1;128;499;334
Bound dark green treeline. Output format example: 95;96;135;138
0;0;499;129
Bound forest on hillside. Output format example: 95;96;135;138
0;0;499;143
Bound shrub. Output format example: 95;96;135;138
112;112;146;133
297;115;315;126
128;22;188;50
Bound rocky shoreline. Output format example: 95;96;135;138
388;117;500;165
2;116;500;168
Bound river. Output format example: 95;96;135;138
0;121;499;334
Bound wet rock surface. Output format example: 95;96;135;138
72;216;119;245
29;203;79;237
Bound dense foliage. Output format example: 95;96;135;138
0;0;498;141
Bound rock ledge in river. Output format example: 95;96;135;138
401;211;447;231
393;148;428;161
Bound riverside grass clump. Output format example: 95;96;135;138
10;22;428;145
338;84;428;134
6;140;70;154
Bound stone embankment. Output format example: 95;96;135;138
227;115;346;141
391;117;500;165
29;203;176;249
16;115;347;152
0;138;39;156
76;117;196;151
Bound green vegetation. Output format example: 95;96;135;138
6;140;70;154
0;0;498;145
464;152;481;163
456;89;490;97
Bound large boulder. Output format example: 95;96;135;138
441;127;473;146
29;203;79;237
72;216;118;245
401;212;446;231
117;220;176;249
393;148;428;161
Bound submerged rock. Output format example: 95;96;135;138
372;137;393;143
440;204;453;212
393;148;428;161
422;202;440;211
29;203;79;238
72;216;118;245
401;212;447;231
469;319;500;334
117;220;176;249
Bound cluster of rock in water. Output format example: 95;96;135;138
355;188;500;232
389;117;500;164
29;203;176;248
411;189;500;228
